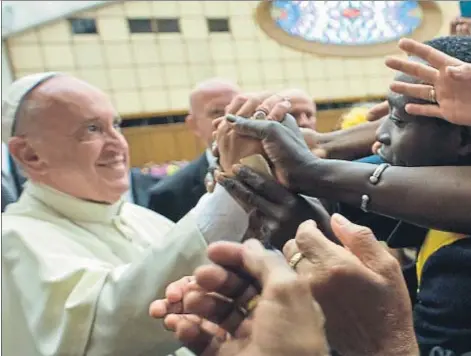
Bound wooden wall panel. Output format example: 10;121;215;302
122;124;205;167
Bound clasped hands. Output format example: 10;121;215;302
209;90;334;249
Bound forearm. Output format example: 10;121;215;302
295;159;471;234
318;120;380;161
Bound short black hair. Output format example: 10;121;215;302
424;36;471;64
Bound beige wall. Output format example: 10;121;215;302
6;1;459;117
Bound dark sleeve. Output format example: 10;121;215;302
414;238;471;355
147;183;183;223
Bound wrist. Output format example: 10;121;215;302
287;156;321;195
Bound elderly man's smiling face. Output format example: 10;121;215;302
11;76;130;203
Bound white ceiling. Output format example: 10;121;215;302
1;1;115;38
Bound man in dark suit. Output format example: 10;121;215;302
147;79;240;222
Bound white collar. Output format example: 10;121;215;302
23;181;125;223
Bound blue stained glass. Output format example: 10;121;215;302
271;1;423;45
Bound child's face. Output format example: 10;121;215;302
376;73;467;167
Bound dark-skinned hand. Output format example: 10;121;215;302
223;114;317;192
216;165;336;250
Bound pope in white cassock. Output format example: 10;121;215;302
1;73;250;356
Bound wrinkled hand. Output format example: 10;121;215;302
283;215;418;356
162;240;328;356
215;116;267;174
219;114;315;191
386;38;471;126
149;276;201;319
217;165;335;250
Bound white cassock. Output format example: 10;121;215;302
2;181;248;356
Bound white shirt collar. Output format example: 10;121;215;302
23;181;125;223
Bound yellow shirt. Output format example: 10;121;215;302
2;182;248;356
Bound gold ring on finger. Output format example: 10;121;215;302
288;252;305;270
429;87;437;103
245;295;260;314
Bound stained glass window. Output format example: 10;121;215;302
271;1;423;46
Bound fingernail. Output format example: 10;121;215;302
244;239;261;250
226;114;237;122
332;213;350;226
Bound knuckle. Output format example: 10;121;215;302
269;276;308;299
376;252;402;277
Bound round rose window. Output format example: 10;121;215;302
271;0;423;45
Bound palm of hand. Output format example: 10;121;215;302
436;68;471;125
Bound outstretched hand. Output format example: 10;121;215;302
386;38;471;126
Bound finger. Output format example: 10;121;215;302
330;214;390;268
282;239;299;260
404;103;443;119
312;148;327;158
207;241;245;268
174;315;225;356
385;57;438;84
213;117;225;131
266;100;292;122
256;96;289;122
217;175;284;218
294;220;339;262
184;291;247;336
236;96;263;118
225;95;249;115
225;114;270;140
233;165;294;206
166;276;196;303
371;141;381;155
242;239;297;288
397;38;463;67
366;101;389;121
149;299;186;318
389;82;434;102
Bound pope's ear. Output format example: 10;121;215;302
8;136;46;175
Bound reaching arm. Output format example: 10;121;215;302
295;159;471;234
2;186;248;356
314;119;382;161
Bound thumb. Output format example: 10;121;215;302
446;63;471;80
330;214;386;266
226;114;270;140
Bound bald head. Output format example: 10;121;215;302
187;78;240;146
280;88;317;130
189;78;240;113
14;75;110;138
